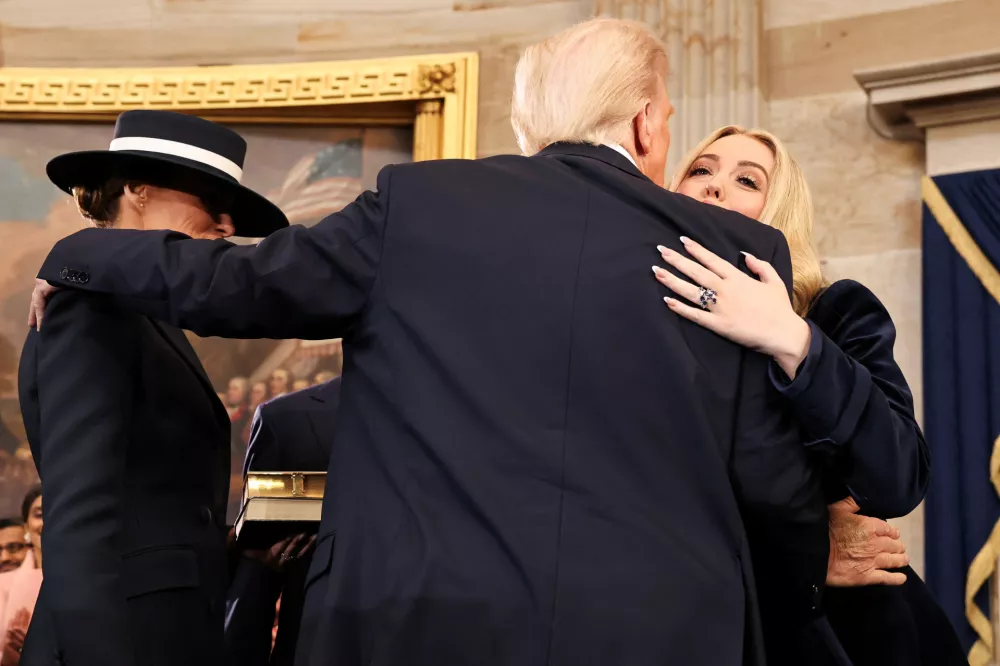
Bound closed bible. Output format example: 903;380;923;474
235;471;325;549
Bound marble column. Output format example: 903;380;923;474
594;0;765;176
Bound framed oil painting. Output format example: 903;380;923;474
0;53;478;521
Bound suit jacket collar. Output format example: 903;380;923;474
537;142;649;182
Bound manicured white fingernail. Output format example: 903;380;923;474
679;236;690;244
741;251;755;260
656;245;668;254
652;266;664;276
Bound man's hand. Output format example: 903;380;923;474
243;533;316;573
28;278;59;330
827;497;909;587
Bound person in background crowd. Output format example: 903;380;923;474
0;487;43;666
17;110;287;666
249;381;268;412
225;377;254;521
226;377;340;666
242;381;271;446
0;522;26;575
227;377;250;422
291;379;310;392
0;419;18;458
226;376;252;458
269;369;290;399
658;123;962;665
312;371;338;386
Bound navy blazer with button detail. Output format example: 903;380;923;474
17;290;231;666
773;279;931;518
782;284;958;665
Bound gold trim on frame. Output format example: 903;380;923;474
0;52;479;161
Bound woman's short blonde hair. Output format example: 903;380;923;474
669;125;825;316
511;18;667;156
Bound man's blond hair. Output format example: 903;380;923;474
511;18;668;156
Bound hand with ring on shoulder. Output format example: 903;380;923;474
651;236;812;379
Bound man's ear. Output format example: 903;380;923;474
633;100;654;156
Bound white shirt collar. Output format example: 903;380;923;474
602;142;638;169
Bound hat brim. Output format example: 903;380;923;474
47;150;289;238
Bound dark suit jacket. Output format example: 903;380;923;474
37;143;829;666
779;279;930;517
226;379;340;666
779;280;961;666
17;291;231;666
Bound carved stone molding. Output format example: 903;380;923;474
855;50;1000;139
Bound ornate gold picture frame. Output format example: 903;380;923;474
0;52;479;161
0;52;479;521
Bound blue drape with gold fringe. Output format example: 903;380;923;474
922;169;1000;665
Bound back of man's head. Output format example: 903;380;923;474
511;18;668;156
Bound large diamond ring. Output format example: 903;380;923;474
698;287;717;310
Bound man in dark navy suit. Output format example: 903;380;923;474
30;18;830;666
225;377;340;666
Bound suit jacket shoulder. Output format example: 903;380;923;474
259;378;341;419
245;379;340;474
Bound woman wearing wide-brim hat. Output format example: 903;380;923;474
17;110;303;666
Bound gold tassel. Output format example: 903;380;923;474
965;437;1000;665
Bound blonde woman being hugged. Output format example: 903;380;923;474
653;125;964;666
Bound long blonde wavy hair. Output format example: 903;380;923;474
668;125;825;316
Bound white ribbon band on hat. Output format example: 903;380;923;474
109;137;244;183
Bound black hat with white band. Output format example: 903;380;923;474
46;110;289;238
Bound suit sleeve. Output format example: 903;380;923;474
729;233;828;624
770;280;930;518
38;167;393;341
34;291;138;666
242;405;281;477
224;558;282;666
